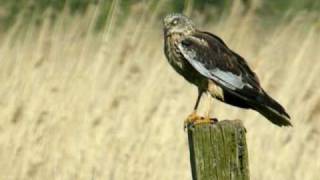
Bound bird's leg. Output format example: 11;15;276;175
184;89;203;129
193;89;202;111
203;93;218;123
194;93;218;125
205;93;212;118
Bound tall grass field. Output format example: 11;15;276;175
0;1;320;180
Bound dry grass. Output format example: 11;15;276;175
0;3;320;180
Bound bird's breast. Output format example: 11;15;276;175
164;33;208;89
165;35;185;72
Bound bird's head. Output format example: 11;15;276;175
163;13;195;37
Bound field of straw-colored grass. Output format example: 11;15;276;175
0;3;320;180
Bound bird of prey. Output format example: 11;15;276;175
163;13;291;127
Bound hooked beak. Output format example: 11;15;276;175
163;27;171;37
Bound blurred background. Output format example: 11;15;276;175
0;0;319;179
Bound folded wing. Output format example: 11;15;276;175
177;31;262;100
177;31;291;126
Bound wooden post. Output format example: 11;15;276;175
187;120;249;180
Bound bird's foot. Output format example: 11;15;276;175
196;116;218;125
184;112;218;130
184;111;201;130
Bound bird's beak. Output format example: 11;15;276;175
163;28;169;37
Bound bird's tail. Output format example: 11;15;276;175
253;92;292;127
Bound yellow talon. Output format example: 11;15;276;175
184;111;218;130
184;111;201;129
193;116;217;125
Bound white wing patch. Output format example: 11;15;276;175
178;43;252;90
210;68;252;89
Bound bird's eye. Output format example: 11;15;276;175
172;19;179;25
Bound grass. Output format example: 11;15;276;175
0;2;320;180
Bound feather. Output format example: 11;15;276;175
177;31;291;126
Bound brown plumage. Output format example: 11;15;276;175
163;13;291;127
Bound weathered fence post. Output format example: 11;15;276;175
187;120;250;180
